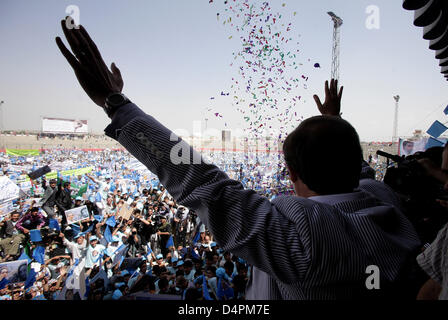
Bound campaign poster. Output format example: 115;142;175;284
0;260;28;286
64;205;90;225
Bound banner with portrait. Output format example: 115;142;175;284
64;205;90;225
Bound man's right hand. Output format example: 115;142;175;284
22;229;30;234
55;18;124;108
313;79;343;117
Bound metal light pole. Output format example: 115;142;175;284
0;101;3;131
393;95;400;143
328;12;343;81
0;101;4;149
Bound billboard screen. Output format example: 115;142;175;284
42;118;88;134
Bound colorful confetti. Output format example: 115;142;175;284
206;0;319;142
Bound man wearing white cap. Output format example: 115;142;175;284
59;232;87;262
85;235;106;270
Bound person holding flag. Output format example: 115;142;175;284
60;232;87;262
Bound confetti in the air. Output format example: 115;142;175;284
206;0;320;141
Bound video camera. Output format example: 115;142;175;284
377;150;448;244
377;150;448;201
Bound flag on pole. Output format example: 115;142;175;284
32;246;45;264
24;268;37;290
18;251;32;264
49;218;60;231
104;225;113;243
166;236;174;249
112;244;128;266
202;275;213;300
106;216;116;228
77;184;88;197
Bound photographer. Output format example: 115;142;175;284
156;216;172;258
133;209;154;247
123;227;144;258
407;143;448;300
381;146;448;246
174;206;189;248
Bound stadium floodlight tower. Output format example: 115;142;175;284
0;100;4;133
327;12;343;81
393;95;400;143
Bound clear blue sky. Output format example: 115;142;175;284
0;0;447;141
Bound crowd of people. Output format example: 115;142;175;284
0;149;294;300
2;16;448;302
2;138;448;300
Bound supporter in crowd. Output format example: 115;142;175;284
0;211;25;261
40;179;58;218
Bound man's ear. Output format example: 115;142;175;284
288;167;298;183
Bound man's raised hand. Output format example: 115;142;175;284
313;79;343;117
55;18;124;108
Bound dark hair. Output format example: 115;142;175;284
184;260;193;269
423;147;444;167
206;266;216;275
224;261;234;273
129;275;155;294
205;252;215;262
152;265;162;277
185;287;202;300
283;116;363;195
158;277;169;290
63;182;71;188
175;270;185;277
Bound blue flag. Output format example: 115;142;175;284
32;246;45;264
202;276;213;300
25;268;37;289
193;230;201;244
191;248;200;261
217;277;234;301
18;251;32;264
106;216;116;228
166;236;174;249
49;219;61;231
71;223;81;237
81;223;95;236
30;229;42;243
426;137;446;149
427;120;448;138
104;225;113;243
147;243;153;255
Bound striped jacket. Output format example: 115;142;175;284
105;103;421;300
